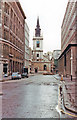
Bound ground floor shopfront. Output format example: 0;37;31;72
58;44;77;79
0;57;23;80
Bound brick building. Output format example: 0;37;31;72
58;1;77;79
0;1;26;80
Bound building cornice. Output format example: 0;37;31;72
32;50;43;52
58;44;77;59
16;1;26;19
33;37;43;40
0;38;24;53
32;61;51;63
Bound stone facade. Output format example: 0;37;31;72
31;61;51;73
32;18;43;62
24;22;29;73
32;17;52;73
29;47;32;73
0;1;26;80
58;1;77;78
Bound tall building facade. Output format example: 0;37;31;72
58;1;77;78
32;17;51;73
53;50;61;60
29;47;32;73
0;1;26;80
52;50;61;73
24;22;29;73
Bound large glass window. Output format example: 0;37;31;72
37;41;40;47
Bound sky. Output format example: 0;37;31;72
19;0;68;53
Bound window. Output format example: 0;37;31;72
37;54;39;57
4;16;9;27
10;33;12;43
13;24;15;33
37;41;40;47
3;64;8;74
4;29;9;40
14;14;16;22
0;2;1;9
10;21;12;30
4;3;9;15
11;9;13;18
0;13;1;23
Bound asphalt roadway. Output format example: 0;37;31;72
2;74;75;119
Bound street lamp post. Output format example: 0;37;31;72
69;27;76;81
70;49;73;81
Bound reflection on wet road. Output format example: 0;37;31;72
2;74;60;118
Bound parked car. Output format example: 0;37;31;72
12;72;21;80
4;74;8;77
18;73;21;79
21;72;28;78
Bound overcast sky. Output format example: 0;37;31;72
19;0;68;53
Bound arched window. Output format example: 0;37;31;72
44;65;47;70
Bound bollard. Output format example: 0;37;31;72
61;75;63;81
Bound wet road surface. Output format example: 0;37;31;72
2;74;73;118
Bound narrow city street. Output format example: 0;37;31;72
0;1;77;119
2;74;72;118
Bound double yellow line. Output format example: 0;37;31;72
58;85;77;118
53;75;77;117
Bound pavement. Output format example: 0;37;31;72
54;74;77;115
62;77;77;114
0;76;11;82
0;73;35;82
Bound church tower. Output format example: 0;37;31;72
33;17;43;61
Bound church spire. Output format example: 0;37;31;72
35;17;41;37
37;17;40;28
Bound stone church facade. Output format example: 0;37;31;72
31;17;52;73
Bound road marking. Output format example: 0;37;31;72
59;108;77;117
58;85;77;118
53;75;77;117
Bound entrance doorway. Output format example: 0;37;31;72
35;68;38;73
23;67;28;74
44;65;47;70
3;64;8;74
